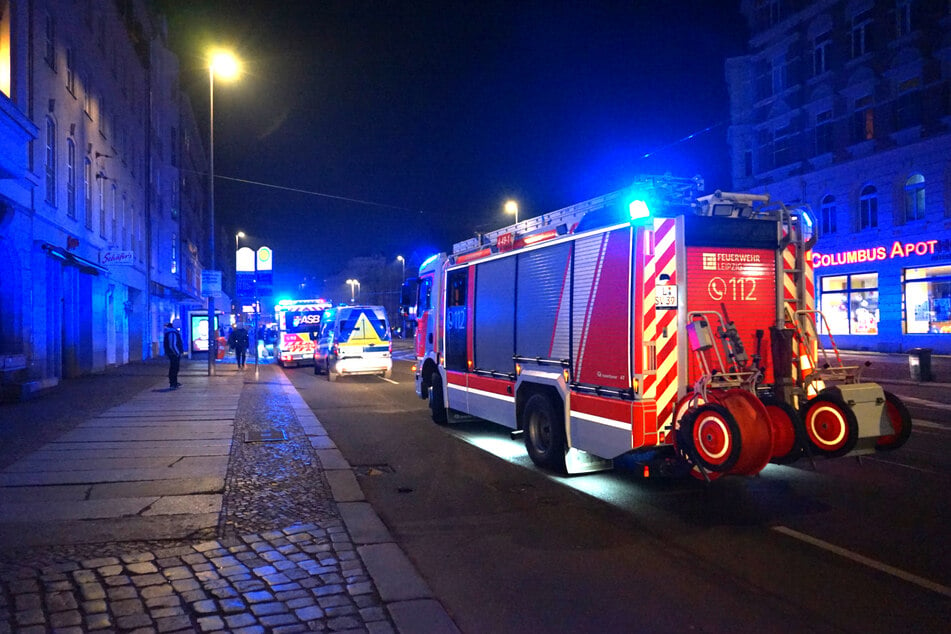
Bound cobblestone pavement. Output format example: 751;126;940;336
0;359;455;633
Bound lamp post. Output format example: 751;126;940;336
397;255;405;281
206;50;240;377
346;278;360;303
235;231;245;252
505;199;519;224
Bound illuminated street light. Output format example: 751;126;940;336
397;255;405;280
206;49;241;377
346;279;360;303
505;199;519;224
235;231;245;251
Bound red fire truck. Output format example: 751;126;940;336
413;176;911;478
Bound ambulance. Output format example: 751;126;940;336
274;298;332;367
412;175;912;478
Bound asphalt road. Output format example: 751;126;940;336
286;358;951;633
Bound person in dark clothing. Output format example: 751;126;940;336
163;322;184;389
229;323;250;369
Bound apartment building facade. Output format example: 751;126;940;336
728;0;951;353
0;0;208;398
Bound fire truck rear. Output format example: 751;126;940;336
275;298;331;367
412;176;912;478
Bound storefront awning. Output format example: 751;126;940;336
41;243;107;275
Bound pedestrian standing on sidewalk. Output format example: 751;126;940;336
229;322;250;369
163;321;184;389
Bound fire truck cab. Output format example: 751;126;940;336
413;176;911;479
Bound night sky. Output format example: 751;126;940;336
157;0;748;297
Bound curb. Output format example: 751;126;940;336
276;374;460;633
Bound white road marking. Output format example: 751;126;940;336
379;377;399;385
772;525;951;598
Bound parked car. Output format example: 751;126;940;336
313;305;393;381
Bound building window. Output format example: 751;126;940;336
84;158;92;229
744;150;753;177
773;123;796;168
83;78;91;117
45;118;56;205
814;110;833;155
66;139;76;219
859;185;878;229
896;0;913;38
851;8;873;58
820;195;836;234
44;12;55;69
65;47;75;94
771;53;787;94
122;194;129;250
110;184;118;242
0;0;11;97
753;0;783;30
98;175;105;237
820;272;879;335
813;29;831;76
171;233;178;275
851;95;874;143
905;265;951;334
904;173;925;222
896;76;922;130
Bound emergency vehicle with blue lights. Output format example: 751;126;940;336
274;298;332;367
412;175;912;479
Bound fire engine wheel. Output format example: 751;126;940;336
523;394;566;474
709;389;773;476
761;398;804;465
429;371;448;425
800;393;858;458
678;403;741;473
876;391;912;451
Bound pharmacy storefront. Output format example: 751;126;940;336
813;238;951;354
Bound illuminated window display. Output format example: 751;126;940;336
819;272;878;335
904;265;951;334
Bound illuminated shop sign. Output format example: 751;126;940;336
813;239;942;268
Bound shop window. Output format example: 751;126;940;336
904;265;951;334
904;173;925;222
819;272;879;335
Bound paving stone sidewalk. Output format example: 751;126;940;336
0;359;457;633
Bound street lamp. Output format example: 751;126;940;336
346;278;360;303
397;255;405;280
505;199;519;224
235;231;245;252
206;49;241;377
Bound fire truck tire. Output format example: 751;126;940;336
800;393;858;457
429;371;448;425
876;391;912;451
678;403;741;473
523;393;566;474
761;398;804;465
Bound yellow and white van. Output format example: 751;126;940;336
313;305;392;380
